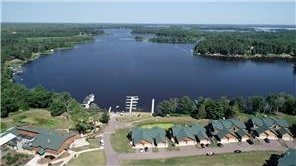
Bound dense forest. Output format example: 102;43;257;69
132;27;202;44
195;31;296;57
156;93;296;119
131;26;296;58
1;23;104;118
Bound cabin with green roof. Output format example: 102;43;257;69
130;127;167;148
170;124;210;146
208;119;248;143
5;126;78;156
247;117;292;140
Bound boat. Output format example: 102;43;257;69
82;94;95;109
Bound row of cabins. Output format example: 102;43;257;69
0;126;78;157
130;117;294;148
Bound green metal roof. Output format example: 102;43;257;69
131;127;166;144
262;118;274;128
254;126;269;135
9;126;76;151
172;124;208;141
229;119;246;129
278;148;296;166
216;129;229;139
277;128;290;136
250;117;264;127
236;129;248;138
37;147;46;155
210;120;224;130
211;119;246;131
272;119;289;128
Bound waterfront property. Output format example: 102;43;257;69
247;117;293;140
2;126;78;156
209;119;249;144
130;127;167;148
170;124;210;146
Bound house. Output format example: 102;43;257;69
209;119;248;143
170;124;210;146
277;148;296;166
277;128;294;141
191;124;211;145
130;127;167;148
4;126;78;156
248;117;292;140
0;132;17;147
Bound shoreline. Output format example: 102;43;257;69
195;53;296;61
7;38;96;78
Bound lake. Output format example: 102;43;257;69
15;29;296;110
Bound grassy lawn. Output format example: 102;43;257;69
140;123;174;129
67;150;105;166
116;112;152;122
1;109;72;132
135;116;209;126
111;128;135;153
121;151;280;166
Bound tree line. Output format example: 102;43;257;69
156;93;296;120
1;23;104;62
1;23;104;119
195;31;296;57
131;26;296;57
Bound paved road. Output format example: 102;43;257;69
103;114;296;166
119;140;292;160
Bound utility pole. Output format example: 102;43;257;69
125;96;139;116
151;98;155;116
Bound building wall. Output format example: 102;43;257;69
134;142;154;149
266;131;278;140
200;139;211;145
156;142;168;148
258;133;267;139
241;136;249;142
176;139;196;146
282;134;293;141
18;130;38;137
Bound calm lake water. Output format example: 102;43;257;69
15;29;296;109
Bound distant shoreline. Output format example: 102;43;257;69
196;53;296;61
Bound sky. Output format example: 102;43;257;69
1;0;295;25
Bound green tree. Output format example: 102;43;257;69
206;101;225;119
177;96;196;114
157;98;178;116
27;85;52;108
248;96;265;113
75;121;91;134
100;111;110;124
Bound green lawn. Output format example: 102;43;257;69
1;109;72;132
116;112;152;122
67;150;105;166
121;151;280;166
135;116;209;126
111;128;135;153
140;123;174;129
